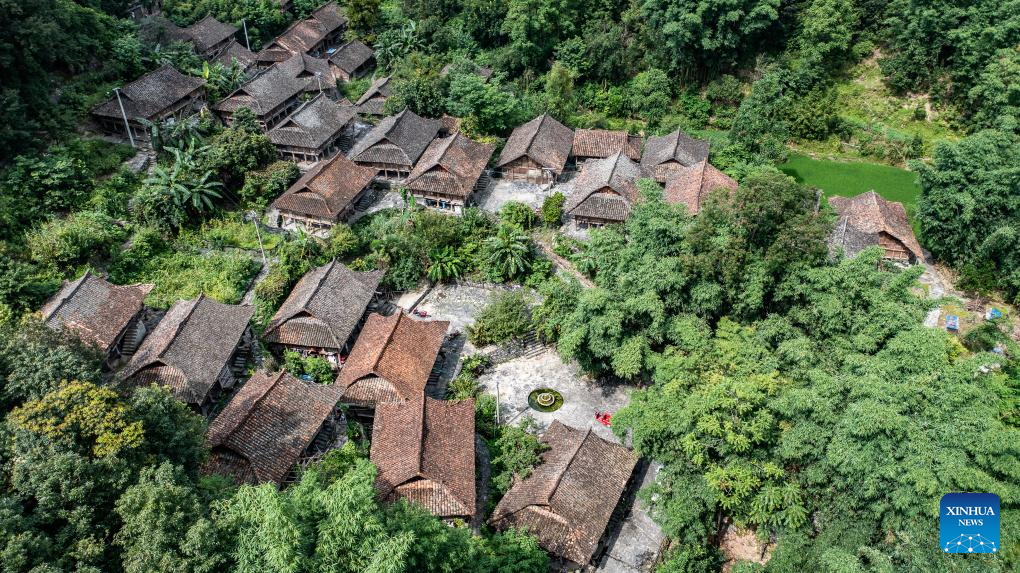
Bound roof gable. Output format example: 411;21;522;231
93;65;205;121
828;191;924;261
497;113;574;173
641;129;709;177
349;109;441;167
271;152;377;220
663;160;738;215
565;152;650;220
406;133;495;198
41;271;153;353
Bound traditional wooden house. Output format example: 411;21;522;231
371;397;476;519
120;295;254;413
828;191;925;263
405;133;495;213
268;94;358;162
205;370;345;486
256;1;347;65
564;152;651;229
92;65;206;141
269;153;377;235
663;159;738;215
571;128;642;165
172;15;237;58
349;109;440;180
213;64;307;128
490;421;639;568
276;51;339;99
354;76;392;116
263;262;384;367
640;129;710;182
40;271;153;367
497;113;574;184
215;40;257;71
329;40;376;82
337;312;449;416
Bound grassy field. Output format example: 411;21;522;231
779;152;921;222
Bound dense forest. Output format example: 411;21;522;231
0;0;1017;571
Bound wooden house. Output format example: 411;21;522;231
213;64;307;128
256;1;347;65
329;40;376;82
564;152;651;229
405;132;495;213
640;129;710;182
172;15;237;58
205;370;345;486
349;109;440;180
829;191;925;263
120;295;255;413
40;271;153;368
490;421;638;568
497;113;574;184
371;397;476;520
353;76;392;116
268;93;358;162
663;159;738;215
92;65;205;141
268;153;377;235
263;261;384;367
571;128;642;165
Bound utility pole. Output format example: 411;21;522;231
242;19;251;52
315;72;323;95
246;210;267;265
113;87;136;148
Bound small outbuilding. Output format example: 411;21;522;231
172;15;238;58
828;191;925;263
371;397;476;519
354;76;392;116
257;1;347;63
205;370;345;486
497;113;574;184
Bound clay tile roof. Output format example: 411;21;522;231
213;64;307;115
40;271;153;354
268;93;357;149
349;109;441;168
663;160;738;215
215;40;257;69
406;133;495;199
121;296;254;405
490;421;638;565
92;65;205;121
275;52;337;91
354;76;392;114
572;129;642;161
497;113;574;174
337;312;449;406
641;129;710;180
181;15;237;53
206;370;343;485
263;261;384;350
271;152;377;220
564;152;651;222
266;1;347;55
828;191;924;261
371;397;475;517
329;40;375;74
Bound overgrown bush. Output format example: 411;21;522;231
499;201;536;229
27;211;128;269
283;350;335;384
468;291;532;346
240;160;299;208
490;416;547;495
541;192;566;227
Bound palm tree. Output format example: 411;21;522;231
427;246;465;283
483;225;532;281
144;150;222;214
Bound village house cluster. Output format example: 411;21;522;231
71;5;930;570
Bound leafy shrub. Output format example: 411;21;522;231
468;291;532;346
88;168;140;218
499;201;536;229
541;192;565;227
447;372;481;400
283;350;335;384
27;211;128;268
0;152;93;238
475;393;498;440
490;416;547;495
705;74;743;107
240;160;299;208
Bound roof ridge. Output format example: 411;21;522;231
158;295;204;361
45;270;92;321
217;371;287;448
414;396;428;478
369;312;403;384
543;424;590;507
528;114;548;153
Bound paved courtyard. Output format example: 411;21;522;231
474;178;571;212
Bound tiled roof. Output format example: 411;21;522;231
93;65;205;121
406;133;494;199
497;113;574;173
206;370;343;485
329;40;375;74
490;421;638;565
572;129;642;161
264;1;347;55
268;93;356;149
337;312;448;406
215;40;257;69
828;191;924;261
641;129;710;180
213;64;307;115
663;160;738;215
40;271;152;354
179;15;237;53
271;152;376;220
565;152;650;222
354;76;391;106
349;108;440;168
371;397;475;517
121;295;254;405
263;262;384;350
275;52;336;92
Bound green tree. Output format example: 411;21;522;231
427;246;466;283
483;225;533;282
540;192;565;227
727;71;790;163
628;69;672;124
490;417;547;494
544;62;575;119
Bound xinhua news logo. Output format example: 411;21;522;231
940;493;1000;554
